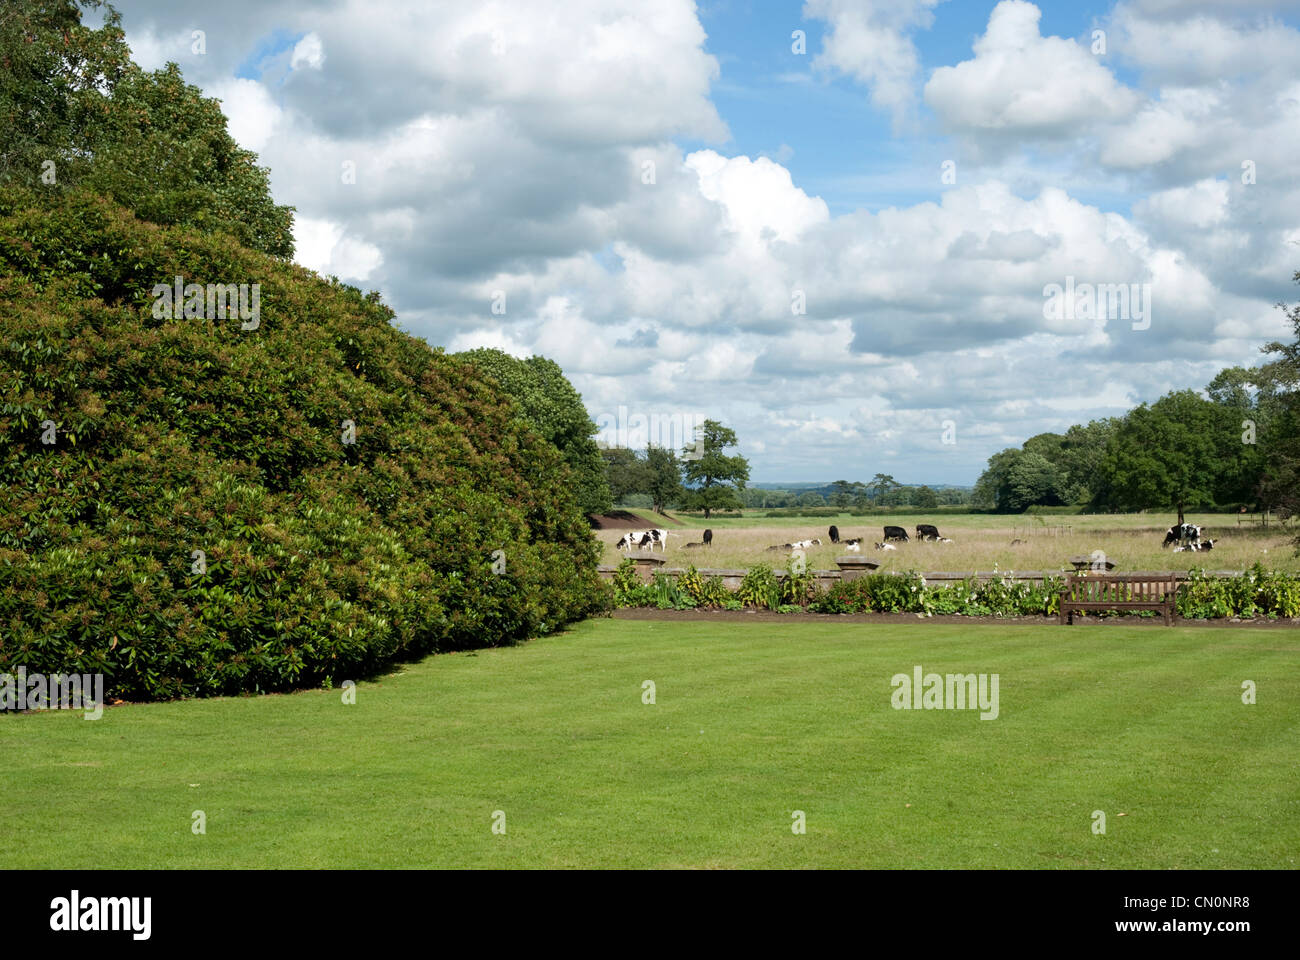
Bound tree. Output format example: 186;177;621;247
1096;391;1240;524
0;1;295;256
1257;272;1300;525
830;480;854;507
601;447;647;504
644;444;683;514
680;419;749;519
913;485;939;509
869;473;898;500
458;348;612;514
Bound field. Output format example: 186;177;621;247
597;510;1299;574
3;618;1297;868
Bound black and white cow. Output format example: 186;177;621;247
883;525;909;542
616;528;669;552
916;524;941;541
702;529;713;546
841;537;863;552
874;542;897;551
1174;538;1216;553
1162;523;1203;548
790;538;822;550
828;525;840;544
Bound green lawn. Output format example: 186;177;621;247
4;618;1297;868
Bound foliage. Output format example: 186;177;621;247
680;419;749;519
643;444;684;513
737;564;781;610
1178;564;1300;619
0;2;294;256
456;348;611;515
0;190;607;701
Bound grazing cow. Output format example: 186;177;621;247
883;525;909;542
916;524;941;541
874;542;897;551
828;525;840;544
1175;538;1216;553
702;528;713;546
617;528;669;552
1162;523;1203;548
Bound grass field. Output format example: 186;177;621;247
599;510;1299;574
4;618;1297;868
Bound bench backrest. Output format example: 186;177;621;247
1062;575;1179;603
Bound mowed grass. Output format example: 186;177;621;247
601;510;1299;574
3;618;1297;868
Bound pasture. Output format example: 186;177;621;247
3;618;1295;868
598;511;1299;574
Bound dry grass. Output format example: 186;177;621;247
596;512;1298;575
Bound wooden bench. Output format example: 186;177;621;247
1058;574;1180;626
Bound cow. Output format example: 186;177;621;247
789;538;822;550
1162;523;1203;548
842;537;863;549
936;537;954;544
1010;539;1026;546
883;526;909;542
702;528;713;546
842;541;861;553
766;542;795;552
616;528;669;552
1174;538;1216;553
828;525;840;544
916;524;941;541
874;542;897;551
683;542;705;549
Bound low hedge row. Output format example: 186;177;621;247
611;560;1300;619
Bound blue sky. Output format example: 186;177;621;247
117;0;1300;483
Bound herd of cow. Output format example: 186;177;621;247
615;523;955;554
616;520;1218;557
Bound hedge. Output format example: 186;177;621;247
0;189;608;701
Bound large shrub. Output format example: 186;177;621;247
0;190;607;701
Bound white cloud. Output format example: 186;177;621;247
925;1;1141;139
290;32;325;70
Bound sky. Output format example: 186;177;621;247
109;0;1300;484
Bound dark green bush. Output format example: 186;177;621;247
0;190;607;701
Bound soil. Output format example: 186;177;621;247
609;607;1300;629
588;510;684;529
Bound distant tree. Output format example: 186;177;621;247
869;473;898;500
1257;273;1300;526
798;491;826;507
601;447;647;504
1096;391;1240;525
1003;453;1065;512
459;348;612;514
680;419;750;519
644;445;683;514
913;485;939;508
830;480;854;507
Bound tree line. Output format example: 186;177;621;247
974;277;1300;524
